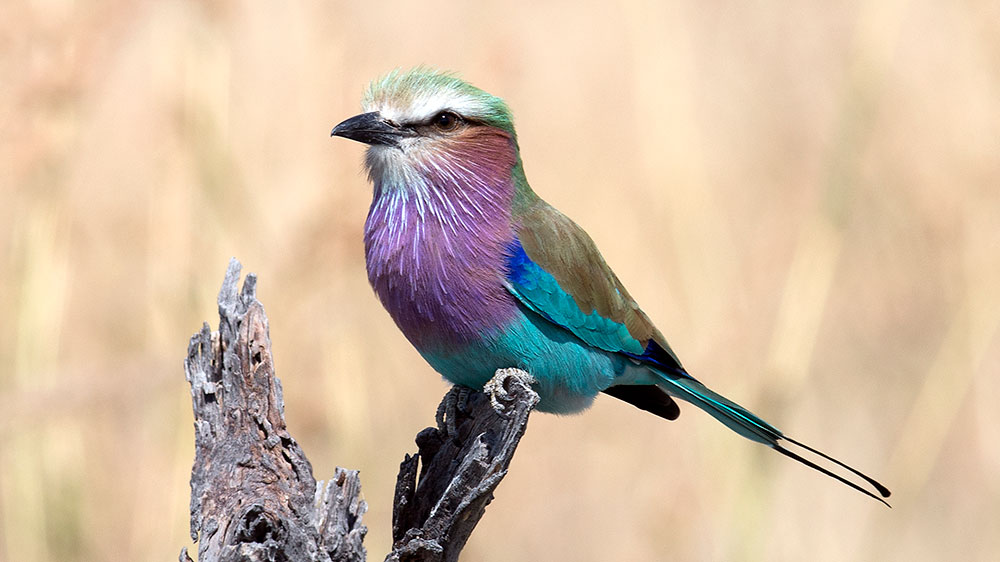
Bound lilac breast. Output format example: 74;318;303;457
363;136;521;351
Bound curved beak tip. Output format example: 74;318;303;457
330;111;405;147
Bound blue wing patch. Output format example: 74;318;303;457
504;240;646;355
623;339;688;376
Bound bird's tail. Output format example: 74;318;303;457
654;370;892;506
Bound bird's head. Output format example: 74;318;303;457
332;68;521;193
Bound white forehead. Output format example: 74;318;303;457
362;88;490;125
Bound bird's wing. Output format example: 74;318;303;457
506;200;684;372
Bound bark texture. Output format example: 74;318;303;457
183;259;537;562
183;259;367;562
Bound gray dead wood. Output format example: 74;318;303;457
182;259;538;562
182;259;367;562
387;369;538;562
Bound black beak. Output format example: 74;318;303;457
331;112;413;147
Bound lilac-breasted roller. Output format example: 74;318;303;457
331;68;890;505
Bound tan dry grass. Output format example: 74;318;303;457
2;1;999;561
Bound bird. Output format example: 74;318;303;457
331;67;890;506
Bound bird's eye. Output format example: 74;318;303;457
432;111;461;132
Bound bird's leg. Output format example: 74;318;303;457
456;385;473;412
434;387;453;433
435;385;473;441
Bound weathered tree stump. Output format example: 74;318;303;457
388;369;538;562
182;259;538;562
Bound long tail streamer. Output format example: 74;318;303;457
657;372;892;506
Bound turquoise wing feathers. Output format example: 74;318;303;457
505;199;684;371
504;239;645;356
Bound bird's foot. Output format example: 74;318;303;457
435;385;473;442
484;368;538;417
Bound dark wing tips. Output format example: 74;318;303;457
603;385;681;421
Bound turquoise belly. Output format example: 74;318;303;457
419;306;631;414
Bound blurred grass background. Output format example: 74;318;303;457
2;1;999;560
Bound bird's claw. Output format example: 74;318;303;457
484;368;537;416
